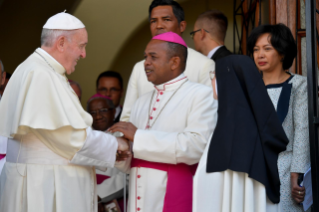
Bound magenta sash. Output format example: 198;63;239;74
96;174;110;184
0;154;5;160
131;158;197;212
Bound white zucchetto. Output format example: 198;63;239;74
43;12;85;30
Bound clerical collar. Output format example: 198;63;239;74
36;48;66;75
154;73;187;91
207;46;223;59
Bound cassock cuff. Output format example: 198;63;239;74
70;127;118;171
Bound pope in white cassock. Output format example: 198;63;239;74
109;32;217;212
0;12;129;212
120;0;215;122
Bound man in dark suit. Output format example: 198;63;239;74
96;71;123;123
191;10;232;61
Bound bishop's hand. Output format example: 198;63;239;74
116;137;131;161
108;122;137;142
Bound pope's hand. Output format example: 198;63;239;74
108;122;137;142
116;137;131;161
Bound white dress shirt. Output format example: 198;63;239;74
207;45;223;59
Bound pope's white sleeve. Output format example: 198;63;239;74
71;127;118;171
120;63;140;122
31;127;118;171
199;58;215;87
133;89;217;165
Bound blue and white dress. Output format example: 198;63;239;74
266;74;310;212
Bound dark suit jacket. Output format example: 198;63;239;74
206;55;289;204
211;46;232;61
114;106;122;123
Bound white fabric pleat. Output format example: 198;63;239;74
194;169;269;212
194;136;279;212
0;162;97;212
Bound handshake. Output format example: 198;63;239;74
108;121;138;162
115;137;131;162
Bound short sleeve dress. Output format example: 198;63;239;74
266;74;311;211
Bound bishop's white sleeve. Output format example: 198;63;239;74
31;127;118;171
132;90;217;165
120;63;140;122
199;58;215;87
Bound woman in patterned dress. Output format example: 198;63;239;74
247;24;311;212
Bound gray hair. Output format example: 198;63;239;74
0;60;4;72
41;29;75;47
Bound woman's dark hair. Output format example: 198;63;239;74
149;0;185;24
247;24;297;70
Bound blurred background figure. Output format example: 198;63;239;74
248;23;310;211
96;71;123;123
69;79;82;100
87;93;126;212
192;9;231;61
0;59;6;175
0;60;6;100
0;72;11;97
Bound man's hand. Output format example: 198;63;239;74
291;172;305;203
108;122;137;141
116;137;131;161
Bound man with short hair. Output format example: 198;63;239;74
120;0;215;122
192;10;232;61
0;12;129;211
110;32;217;212
69;79;82;100
96;71;123;123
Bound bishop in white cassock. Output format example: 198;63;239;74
109;32;217;212
0;12;129;212
120;0;215;122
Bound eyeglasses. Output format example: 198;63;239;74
89;108;113;117
209;71;215;80
97;87;121;94
190;29;209;39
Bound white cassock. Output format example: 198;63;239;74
96;131;126;202
193;79;278;212
116;74;217;212
0;48;119;212
120;47;215;122
0;95;7;175
0;136;7;174
96;168;125;202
